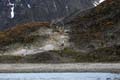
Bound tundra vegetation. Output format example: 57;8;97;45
0;0;120;63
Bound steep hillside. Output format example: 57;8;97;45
68;0;120;52
0;22;70;55
0;0;104;30
0;22;50;46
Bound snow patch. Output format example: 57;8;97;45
27;4;31;8
8;0;15;18
11;6;14;18
99;0;105;3
94;0;105;6
6;44;55;56
41;44;55;51
14;49;34;55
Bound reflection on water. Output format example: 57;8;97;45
0;73;120;80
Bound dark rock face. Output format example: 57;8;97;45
68;0;120;52
0;0;102;30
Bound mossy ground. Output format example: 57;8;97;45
0;47;120;63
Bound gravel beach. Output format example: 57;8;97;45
0;63;120;73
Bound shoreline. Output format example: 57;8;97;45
0;63;120;73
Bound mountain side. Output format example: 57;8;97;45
0;0;120;63
0;22;70;56
68;0;120;52
0;22;50;46
0;0;104;30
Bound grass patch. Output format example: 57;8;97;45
0;46;120;63
0;55;22;63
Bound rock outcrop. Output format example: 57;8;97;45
68;0;120;52
0;0;104;30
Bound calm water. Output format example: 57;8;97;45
0;73;120;80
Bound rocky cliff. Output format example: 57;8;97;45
0;0;104;30
68;0;120;52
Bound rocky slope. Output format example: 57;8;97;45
0;22;70;55
68;0;120;52
0;0;104;30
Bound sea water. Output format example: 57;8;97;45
0;73;120;80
